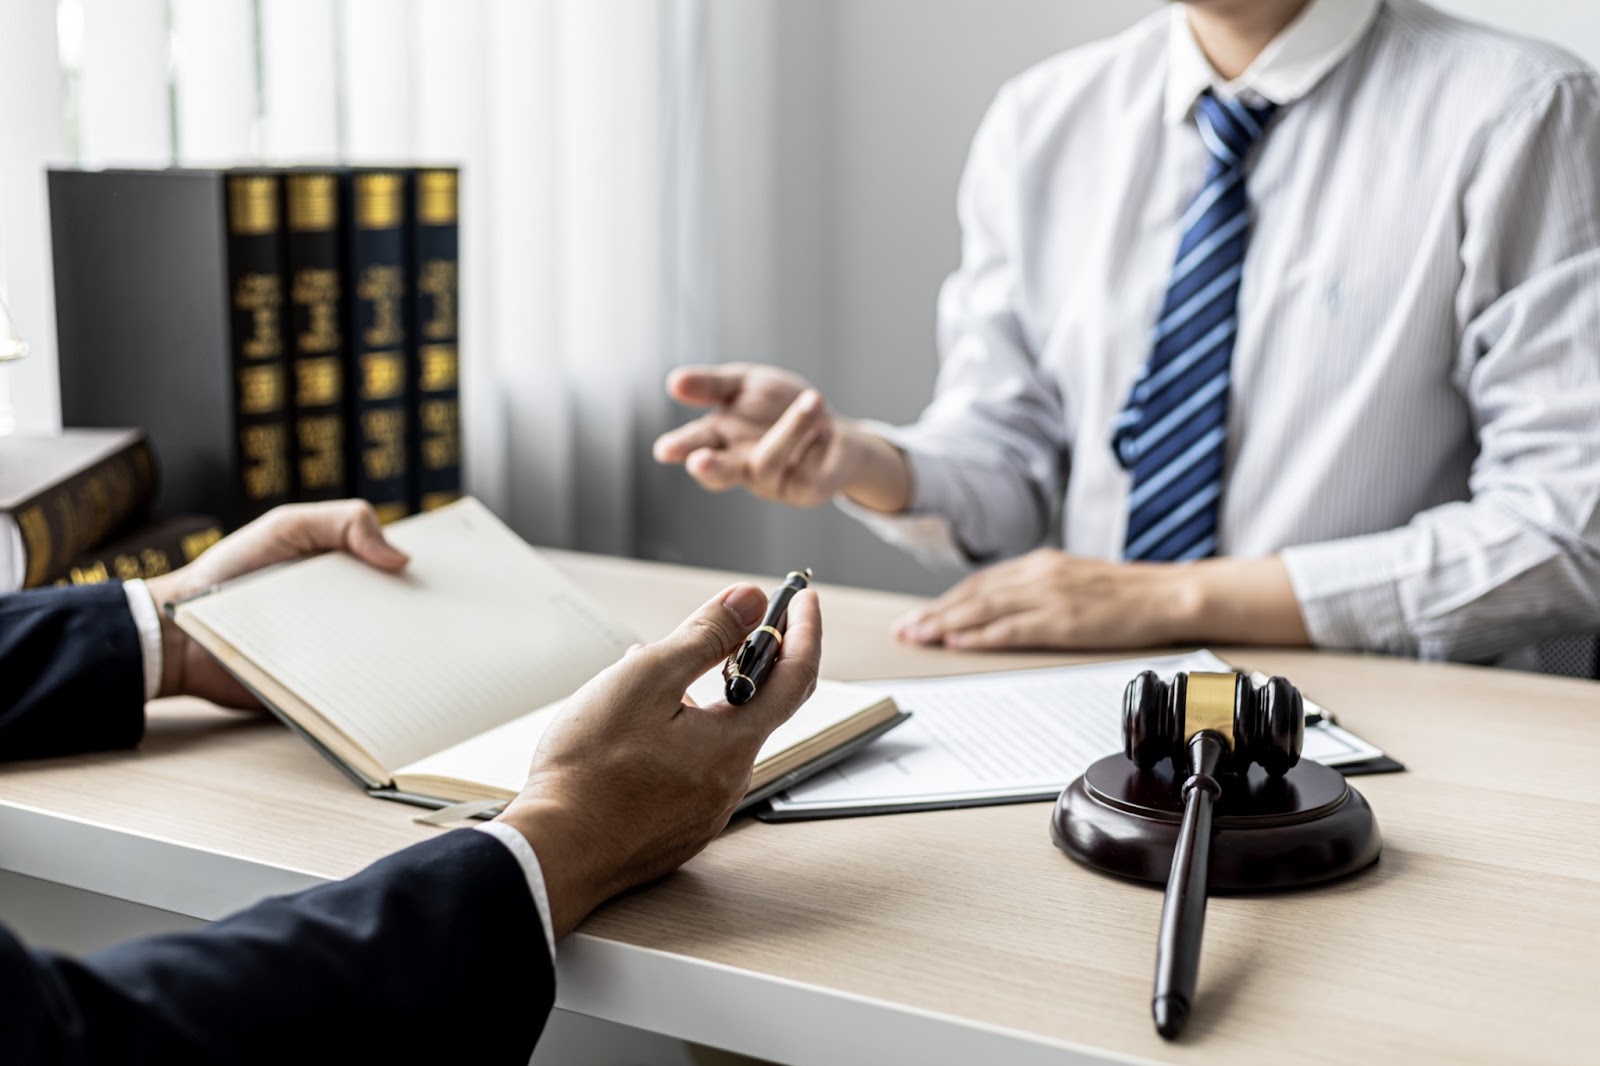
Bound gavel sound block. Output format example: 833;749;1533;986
1051;671;1381;1038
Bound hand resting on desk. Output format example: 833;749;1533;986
891;548;1311;652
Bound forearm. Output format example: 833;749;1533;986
0;584;146;760
837;419;914;514
53;830;551;1063
1173;556;1311;647
1279;502;1600;660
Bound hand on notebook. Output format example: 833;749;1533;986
891;549;1309;651
654;363;912;513
495;581;822;938
145;500;410;708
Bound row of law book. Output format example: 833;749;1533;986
48;165;462;530
0;428;222;593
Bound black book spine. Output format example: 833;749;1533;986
283;171;350;502
13;436;158;587
408;168;462;513
53;514;224;586
224;172;295;522
342;169;411;522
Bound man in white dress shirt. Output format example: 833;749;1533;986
655;0;1600;667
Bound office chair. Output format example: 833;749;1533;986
1536;634;1600;679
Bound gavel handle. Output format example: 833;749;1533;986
1152;731;1227;1040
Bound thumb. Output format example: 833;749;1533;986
343;502;410;572
643;584;767;692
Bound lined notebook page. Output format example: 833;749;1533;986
394;675;886;795
177;499;638;774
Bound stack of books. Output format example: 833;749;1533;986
0;428;222;591
47;166;462;529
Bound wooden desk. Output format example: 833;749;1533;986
2;552;1597;1064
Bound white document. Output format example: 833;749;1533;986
766;650;1385;817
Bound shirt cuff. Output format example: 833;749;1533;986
122;579;164;702
833;420;974;571
1280;534;1414;656
473;820;557;958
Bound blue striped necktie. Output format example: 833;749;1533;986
1112;91;1277;562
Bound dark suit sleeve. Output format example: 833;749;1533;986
0;828;554;1065
0;583;146;761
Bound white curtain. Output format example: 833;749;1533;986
0;0;708;558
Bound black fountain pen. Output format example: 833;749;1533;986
724;569;813;706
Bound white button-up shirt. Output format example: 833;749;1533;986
849;0;1600;663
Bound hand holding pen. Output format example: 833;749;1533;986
725;569;813;705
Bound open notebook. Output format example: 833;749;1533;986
171;498;906;811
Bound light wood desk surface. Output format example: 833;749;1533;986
2;552;1598;1064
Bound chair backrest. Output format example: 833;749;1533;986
1535;634;1600;680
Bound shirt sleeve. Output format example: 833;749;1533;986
840;82;1071;566
1281;73;1600;660
123;579;163;702
472;820;557;958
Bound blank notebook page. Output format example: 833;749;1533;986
178;498;638;773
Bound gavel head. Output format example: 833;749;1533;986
1122;671;1304;777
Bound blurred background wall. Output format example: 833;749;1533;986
2;0;1596;595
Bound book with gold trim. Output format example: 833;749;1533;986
51;513;223;587
0;429;157;592
49;168;295;527
282;169;349;501
407;167;462;513
169;498;908;813
341;168;412;523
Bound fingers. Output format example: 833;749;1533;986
944;610;1049;650
892;570;986;643
652;415;726;464
747;390;826;494
896;585;1031;646
666;364;748;407
741;588;821;736
643;583;768;692
254;500;409;571
340;502;411;572
686;446;751;492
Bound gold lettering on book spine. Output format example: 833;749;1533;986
355;172;405;229
296;357;341;408
418;261;458;340
241;424;290;500
239;364;285;415
358;265;405;347
296;413;344;490
287;173;338;232
63;561;110;586
292;267;342;353
417;170;458;225
419;344;458;391
228;174;278;235
181;526;223;562
235;273;284;360
421;491;461;512
374;501;408;524
360;352;405;401
420;398;459;469
361;409;406;480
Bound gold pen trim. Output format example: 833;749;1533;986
757;625;784;644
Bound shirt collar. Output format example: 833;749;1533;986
1164;0;1382;125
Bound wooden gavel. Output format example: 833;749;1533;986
1121;670;1305;1039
